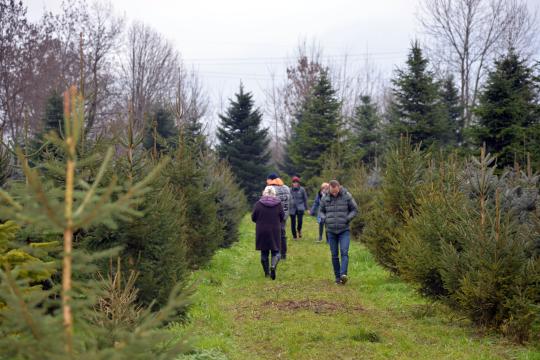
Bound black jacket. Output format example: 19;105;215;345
320;188;358;234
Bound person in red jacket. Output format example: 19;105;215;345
252;186;285;280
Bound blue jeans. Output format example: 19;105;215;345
327;230;350;280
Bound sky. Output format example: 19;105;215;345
26;0;539;123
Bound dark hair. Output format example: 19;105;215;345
329;180;340;188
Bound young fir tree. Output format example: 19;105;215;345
0;88;188;359
181;112;208;154
143;106;178;157
167;136;224;268
472;50;540;169
29;91;65;163
350;95;382;166
287;69;342;180
217;84;270;203
386;42;452;148
439;75;462;145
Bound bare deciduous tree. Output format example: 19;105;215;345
81;1;124;136
172;66;209;129
121;21;180;130
0;0;37;142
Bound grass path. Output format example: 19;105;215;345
173;215;540;360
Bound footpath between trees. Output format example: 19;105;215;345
172;215;540;360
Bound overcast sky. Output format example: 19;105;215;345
26;0;539;122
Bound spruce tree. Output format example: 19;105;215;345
386;42;452;148
179;114;208;156
0;87;188;359
29;91;65;163
143;106;178;156
350;95;382;166
439;75;462;145
42;91;64;135
288;70;342;180
217;84;270;203
472;51;540;168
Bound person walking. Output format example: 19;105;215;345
289;176;308;240
320;180;358;285
309;182;330;242
266;173;291;260
252;186;285;280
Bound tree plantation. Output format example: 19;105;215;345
0;0;539;359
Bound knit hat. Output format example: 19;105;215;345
267;173;279;180
292;176;301;183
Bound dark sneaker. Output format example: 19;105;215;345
335;278;342;285
340;274;348;285
298;231;302;238
270;266;276;280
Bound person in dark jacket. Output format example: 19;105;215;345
289;176;308;239
320;180;358;285
266;173;291;259
252;186;285;280
309;182;329;242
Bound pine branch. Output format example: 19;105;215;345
2;264;42;340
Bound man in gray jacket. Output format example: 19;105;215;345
320;180;358;284
266;173;291;259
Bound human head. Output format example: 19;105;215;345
321;182;330;194
292;176;300;187
267;173;279;180
329;180;341;196
262;186;277;197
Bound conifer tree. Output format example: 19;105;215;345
181;113;208;153
167;137;224;267
29;91;65;163
472;50;540;168
0;87;188;359
217;84;270;203
386;42;452;148
350;95;382;166
287;70;342;180
143;106;178;156
439;75;462;145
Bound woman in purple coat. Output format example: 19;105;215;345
252;186;285;280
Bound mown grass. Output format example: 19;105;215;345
172;214;540;360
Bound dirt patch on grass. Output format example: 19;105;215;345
262;299;365;314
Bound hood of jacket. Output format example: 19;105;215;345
260;195;281;207
267;178;284;186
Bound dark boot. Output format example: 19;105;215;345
270;255;279;280
261;258;270;278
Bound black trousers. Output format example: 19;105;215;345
280;221;287;256
290;211;304;238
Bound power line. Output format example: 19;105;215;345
183;51;408;65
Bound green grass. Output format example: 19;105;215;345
172;215;540;360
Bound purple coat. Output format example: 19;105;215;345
252;196;285;251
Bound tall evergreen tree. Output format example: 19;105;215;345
288;70;342;180
143;106;178;156
42;91;65;137
217;84;270;203
439;75;462;145
350;95;382;166
180;113;208;154
472;50;540;168
386;42;452;148
29;91;65;163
